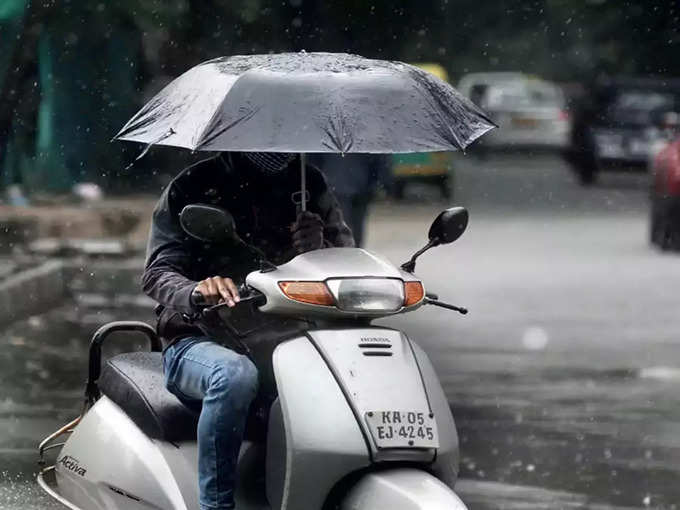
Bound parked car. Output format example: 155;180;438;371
391;63;455;199
569;77;680;185
650;133;680;250
457;72;526;102
457;73;570;151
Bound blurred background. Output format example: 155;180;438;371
1;1;679;509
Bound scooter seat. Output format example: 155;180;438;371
98;352;199;442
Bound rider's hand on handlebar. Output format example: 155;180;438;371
291;211;324;254
194;276;240;307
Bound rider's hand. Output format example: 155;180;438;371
291;211;324;253
194;276;240;307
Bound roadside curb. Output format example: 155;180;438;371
0;260;67;326
0;257;150;327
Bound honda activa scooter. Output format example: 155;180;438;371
38;204;471;510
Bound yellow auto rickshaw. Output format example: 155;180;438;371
391;63;455;199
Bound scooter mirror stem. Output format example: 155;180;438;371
259;258;277;273
401;237;439;273
238;239;276;273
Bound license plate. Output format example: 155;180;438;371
598;141;624;158
365;411;439;449
628;138;649;156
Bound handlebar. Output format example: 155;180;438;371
190;285;266;312
188;285;269;344
423;292;468;315
190;288;209;307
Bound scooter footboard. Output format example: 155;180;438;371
340;468;468;510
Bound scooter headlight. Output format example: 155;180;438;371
326;278;404;312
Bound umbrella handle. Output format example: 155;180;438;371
300;153;307;212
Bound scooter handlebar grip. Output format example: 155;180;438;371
191;288;208;307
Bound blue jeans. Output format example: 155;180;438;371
163;337;259;510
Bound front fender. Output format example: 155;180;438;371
340;468;468;510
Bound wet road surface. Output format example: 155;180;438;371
377;153;680;509
1;153;679;509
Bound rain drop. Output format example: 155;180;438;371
521;326;549;350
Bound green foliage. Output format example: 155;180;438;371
0;0;26;21
13;0;680;83
141;0;679;81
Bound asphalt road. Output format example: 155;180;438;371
1;152;679;509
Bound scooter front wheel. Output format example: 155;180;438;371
339;468;468;510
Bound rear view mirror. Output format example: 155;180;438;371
179;204;239;244
428;207;469;246
401;206;469;272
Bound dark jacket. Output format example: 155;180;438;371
142;153;354;347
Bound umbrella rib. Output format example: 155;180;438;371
189;76;244;150
321;109;355;153
194;106;262;151
192;67;271;151
410;73;465;150
123;128;176;169
404;64;495;150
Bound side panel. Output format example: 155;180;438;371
155;442;199;510
308;329;436;463
340;468;467;510
268;336;370;510
56;397;189;510
411;341;460;488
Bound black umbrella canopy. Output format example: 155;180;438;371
115;52;495;154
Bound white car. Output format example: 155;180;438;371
458;73;571;150
457;72;526;100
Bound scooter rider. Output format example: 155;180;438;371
142;152;354;510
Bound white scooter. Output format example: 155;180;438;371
38;204;471;510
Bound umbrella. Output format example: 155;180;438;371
115;52;495;210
